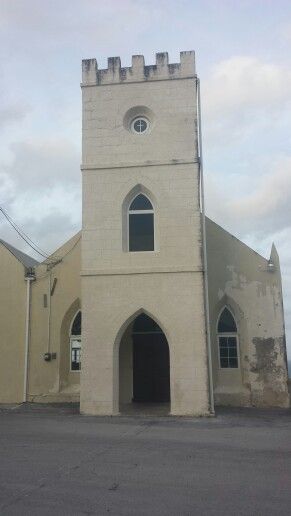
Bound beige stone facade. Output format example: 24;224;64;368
28;232;81;403
0;242;30;403
0;51;289;412
80;51;209;416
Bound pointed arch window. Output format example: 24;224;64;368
70;311;81;371
217;308;239;369
128;194;154;252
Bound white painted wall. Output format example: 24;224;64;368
206;218;289;408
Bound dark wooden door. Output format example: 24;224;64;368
133;333;170;402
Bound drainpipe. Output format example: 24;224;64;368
47;271;51;354
196;76;215;414
23;269;35;403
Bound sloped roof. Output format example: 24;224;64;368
0;239;39;268
205;217;268;261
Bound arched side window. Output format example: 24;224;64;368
70;311;81;371
128;194;154;252
217;307;239;369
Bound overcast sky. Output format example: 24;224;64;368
0;0;291;356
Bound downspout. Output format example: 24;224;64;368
23;270;35;403
47;271;52;353
196;76;215;414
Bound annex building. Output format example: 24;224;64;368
0;52;289;415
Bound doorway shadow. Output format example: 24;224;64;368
119;313;170;415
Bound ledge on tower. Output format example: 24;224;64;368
81;51;195;86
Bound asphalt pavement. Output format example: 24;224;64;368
0;403;290;515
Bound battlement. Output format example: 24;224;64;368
81;51;195;86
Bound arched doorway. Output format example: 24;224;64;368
119;313;170;413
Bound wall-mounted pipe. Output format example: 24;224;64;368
196;76;215;415
23;272;35;403
47;272;52;353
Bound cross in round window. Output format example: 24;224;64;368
131;117;149;134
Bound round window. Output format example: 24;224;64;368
131;117;149;134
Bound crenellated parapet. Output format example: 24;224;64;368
81;51;195;86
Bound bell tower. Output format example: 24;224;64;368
80;51;210;416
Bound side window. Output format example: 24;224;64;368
217;308;239;369
70;311;81;371
128;194;154;252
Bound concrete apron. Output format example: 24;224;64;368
119;402;170;416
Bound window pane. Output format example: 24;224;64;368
220;348;228;357
229;347;238;358
228;337;237;347
219;337;228;348
129;213;154;251
71;339;81;371
218;308;237;333
229;358;238;368
71;311;81;336
220;358;228;368
71;358;80;371
130;194;153;211
133;119;147;133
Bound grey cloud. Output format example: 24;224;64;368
0;137;81;259
2;138;80;190
202;56;291;147
205;156;291;239
228;160;291;236
21;211;80;260
0;0;155;54
0;105;29;130
203;57;291;117
0;210;80;261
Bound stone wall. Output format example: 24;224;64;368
81;51;210;415
206;218;289;408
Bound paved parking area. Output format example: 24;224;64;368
0;404;290;515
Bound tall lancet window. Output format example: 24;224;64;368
128;194;154;252
217;308;239;369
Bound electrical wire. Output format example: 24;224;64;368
60;234;81;260
0;205;81;274
35;234;81;279
0;206;50;258
0;206;59;262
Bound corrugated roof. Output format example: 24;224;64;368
0;239;39;268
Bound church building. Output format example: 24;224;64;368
0;52;289;415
